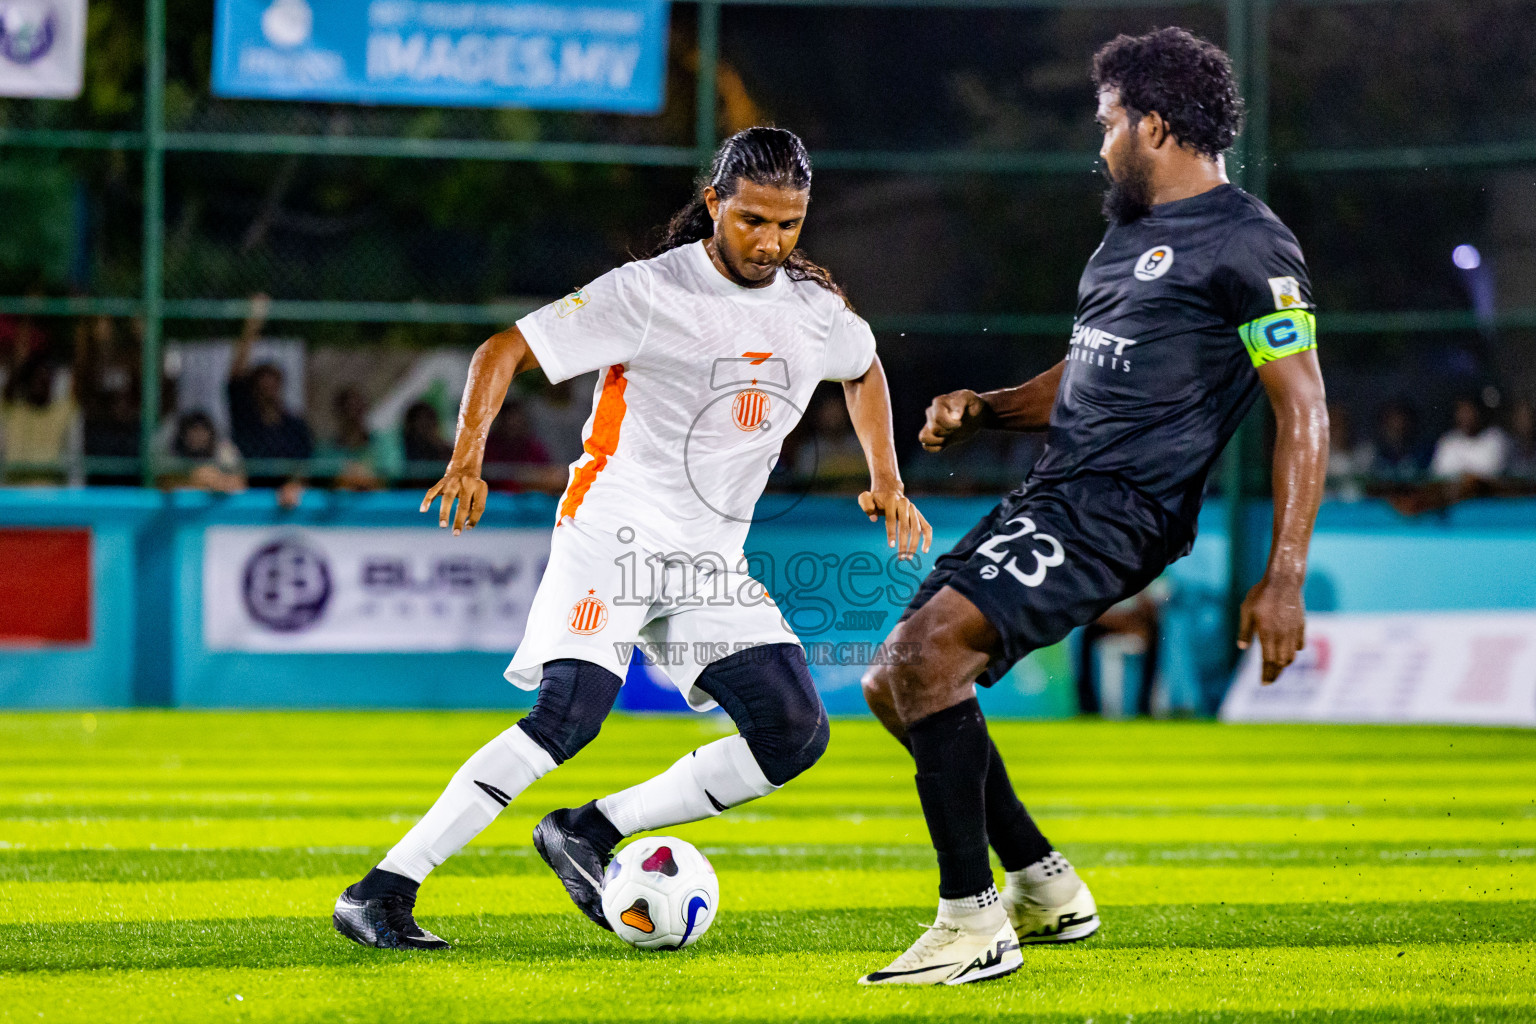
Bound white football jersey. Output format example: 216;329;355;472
517;240;877;559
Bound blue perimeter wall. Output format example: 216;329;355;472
2;487;1535;715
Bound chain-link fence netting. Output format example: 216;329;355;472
1269;0;1536;150
721;2;1223;153
3;0;1536;497
160;153;695;303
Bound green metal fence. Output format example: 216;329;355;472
2;0;1535;659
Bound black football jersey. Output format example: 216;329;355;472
1028;183;1316;543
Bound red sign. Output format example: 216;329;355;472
0;529;91;645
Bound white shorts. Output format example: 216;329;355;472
505;517;800;711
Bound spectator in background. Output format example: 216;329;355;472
1368;400;1426;484
0;310;47;370
320;386;391;491
1325;402;1373;501
82;366;139;462
401;400;453;486
483;399;563;492
1506;398;1536;482
526;372;596;467
1076;580;1168;718
0;353;81;485
226;294;310;506
1431;396;1508;481
791;388;866;486
228;295;313;461
78;317;143;483
156;410;245;493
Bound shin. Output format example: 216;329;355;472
597;644;828;837
377;659;621;883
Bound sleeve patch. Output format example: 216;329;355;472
1267;276;1309;311
554;289;588;318
1239;310;1317;367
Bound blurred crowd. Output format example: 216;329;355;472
5;303;1536;511
1326;393;1536;512
0;301;572;503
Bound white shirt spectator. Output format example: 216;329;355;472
1326;440;1375;501
1431;426;1509;479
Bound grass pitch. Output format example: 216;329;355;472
2;712;1533;1023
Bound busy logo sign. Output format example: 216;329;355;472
205;527;551;652
242;537;332;632
0;0;85;98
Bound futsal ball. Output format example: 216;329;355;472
601;836;719;950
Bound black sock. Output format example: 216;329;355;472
567;799;624;859
352;867;419;902
983;740;1053;871
908;698;995;900
894;731;1051;872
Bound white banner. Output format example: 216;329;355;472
0;0;86;99
1221;611;1536;727
203;526;551;652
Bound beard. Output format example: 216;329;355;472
710;234;781;288
1101;148;1154;225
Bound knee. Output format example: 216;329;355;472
516;658;622;764
875;609;989;725
700;643;828;787
753;691;828;787
779;695;830;784
753;647;829;786
861;664;896;716
861;666;911;746
868;657;930;711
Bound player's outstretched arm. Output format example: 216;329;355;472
422;325;541;535
843;355;933;561
918;360;1064;451
1239;349;1328;683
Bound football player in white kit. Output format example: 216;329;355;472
334;127;933;949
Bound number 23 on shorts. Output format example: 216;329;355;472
975;516;1066;588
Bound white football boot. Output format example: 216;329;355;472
860;888;1022;986
1002;851;1101;944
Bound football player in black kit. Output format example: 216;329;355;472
858;27;1328;986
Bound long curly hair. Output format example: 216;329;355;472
653;126;849;307
1092;27;1245;159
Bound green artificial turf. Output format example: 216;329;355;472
1;713;1532;1022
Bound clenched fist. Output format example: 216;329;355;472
919;390;989;452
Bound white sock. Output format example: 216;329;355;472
379;725;557;883
937;885;1005;929
1004;851;1080;906
597;735;776;837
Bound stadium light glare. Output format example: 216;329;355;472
1452;244;1482;270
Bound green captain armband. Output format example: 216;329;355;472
1239;310;1317;367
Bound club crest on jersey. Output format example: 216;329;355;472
1268;276;1308;310
732;388;771;431
567;590;608;634
1133;245;1175;281
554;289;588;318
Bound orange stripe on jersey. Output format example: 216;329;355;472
559;364;629;521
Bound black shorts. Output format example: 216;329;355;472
900;475;1183;687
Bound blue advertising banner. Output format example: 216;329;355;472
213;0;670;113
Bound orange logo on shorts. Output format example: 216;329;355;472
733;389;771;431
568;590;608;634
